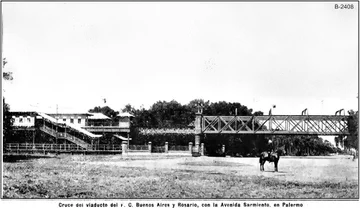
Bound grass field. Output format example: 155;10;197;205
2;154;359;199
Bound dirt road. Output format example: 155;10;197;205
86;154;358;183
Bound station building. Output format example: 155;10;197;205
5;110;133;153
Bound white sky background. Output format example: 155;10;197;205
2;2;358;115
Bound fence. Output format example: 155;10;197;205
128;145;149;151
168;145;189;151
5;141;201;155
122;141;191;154
152;145;166;153
92;143;122;151
4;143;121;154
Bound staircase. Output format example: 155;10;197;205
39;125;89;149
37;113;101;150
39;125;63;138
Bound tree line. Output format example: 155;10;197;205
88;100;358;156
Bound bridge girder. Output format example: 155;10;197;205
199;115;349;136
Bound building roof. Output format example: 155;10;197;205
48;113;92;117
9;111;38;116
117;112;134;117
88;113;111;120
113;135;132;140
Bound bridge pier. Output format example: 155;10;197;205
195;134;200;153
194;111;203;156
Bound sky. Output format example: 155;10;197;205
2;2;358;116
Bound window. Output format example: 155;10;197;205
78;119;81;124
63;118;66;122
27;118;31;122
70;118;74;124
19;118;23;123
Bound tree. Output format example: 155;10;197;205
2;58;13;81
346;110;358;150
88;106;119;119
253;111;264;116
149;100;188;128
121;104;136;114
3;58;14;144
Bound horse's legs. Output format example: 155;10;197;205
274;160;278;172
260;161;264;171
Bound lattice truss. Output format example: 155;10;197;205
201;115;349;135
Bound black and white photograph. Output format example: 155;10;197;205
1;0;359;212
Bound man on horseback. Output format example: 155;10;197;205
259;138;286;172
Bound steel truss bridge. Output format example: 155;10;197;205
197;115;349;136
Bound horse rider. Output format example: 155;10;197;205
268;139;274;156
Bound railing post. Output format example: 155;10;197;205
189;142;193;154
32;130;35;146
121;141;127;155
289;144;292;155
148;141;152;153
127;133;130;148
200;143;204;156
165;142;168;153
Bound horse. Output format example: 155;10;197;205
259;148;286;172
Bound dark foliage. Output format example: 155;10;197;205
88;106;119;119
3;98;14;144
119;100;343;157
345;110;358;150
3;58;14;144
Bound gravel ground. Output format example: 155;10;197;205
84;154;358;183
3;154;358;198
